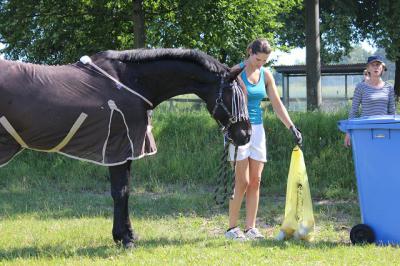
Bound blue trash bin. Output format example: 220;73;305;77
338;115;400;245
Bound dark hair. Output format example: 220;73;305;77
247;38;272;56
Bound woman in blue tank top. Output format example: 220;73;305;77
224;38;302;241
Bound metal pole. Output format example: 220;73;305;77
282;74;288;107
287;75;290;109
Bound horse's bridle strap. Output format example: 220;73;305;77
211;81;238;132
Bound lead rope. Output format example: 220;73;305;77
212;79;247;205
231;144;239;199
214;140;238;205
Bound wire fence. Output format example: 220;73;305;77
164;96;351;112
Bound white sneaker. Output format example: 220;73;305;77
276;230;286;241
244;228;265;240
293;225;312;241
225;227;246;241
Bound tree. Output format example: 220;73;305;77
339;45;370;64
133;0;145;48
354;0;400;96
305;0;321;110
0;0;135;64
143;0;302;65
276;0;361;63
276;0;400;97
0;0;302;65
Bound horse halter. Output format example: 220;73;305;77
211;78;249;140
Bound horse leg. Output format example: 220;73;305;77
109;160;137;248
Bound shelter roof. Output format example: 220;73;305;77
274;64;365;75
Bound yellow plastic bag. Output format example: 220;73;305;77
276;145;315;241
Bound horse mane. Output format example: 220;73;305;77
99;48;229;74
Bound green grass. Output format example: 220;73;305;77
1;108;399;264
1;182;400;265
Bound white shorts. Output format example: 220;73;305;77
228;124;267;162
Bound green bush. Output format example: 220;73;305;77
1;103;356;199
134;104;356;198
262;110;355;198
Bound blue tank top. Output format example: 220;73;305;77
240;62;267;124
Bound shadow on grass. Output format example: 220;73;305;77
0;187;359;225
0;244;122;261
0;187;227;220
0;237;232;261
0;237;354;261
249;238;350;249
136;237;348;250
138;237;213;248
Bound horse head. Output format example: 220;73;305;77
206;67;251;146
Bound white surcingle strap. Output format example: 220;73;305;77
0;113;88;152
47;113;88;152
80;55;153;107
0;116;29;148
102;100;135;163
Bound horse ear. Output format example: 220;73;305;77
226;66;244;82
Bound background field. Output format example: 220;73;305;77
1;106;399;265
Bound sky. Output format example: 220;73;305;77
272;40;377;65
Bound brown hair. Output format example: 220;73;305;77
247;38;272;56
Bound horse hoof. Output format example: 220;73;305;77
123;241;135;249
115;239;135;249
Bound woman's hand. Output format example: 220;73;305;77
344;133;351;147
290;125;302;146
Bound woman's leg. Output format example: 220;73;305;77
228;158;249;228
245;158;264;230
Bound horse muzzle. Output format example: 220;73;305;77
228;127;251;146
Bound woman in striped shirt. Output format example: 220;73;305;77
345;55;396;146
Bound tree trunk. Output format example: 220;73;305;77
133;0;145;48
220;48;227;64
395;58;400;100
305;0;321;111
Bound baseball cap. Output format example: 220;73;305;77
367;55;387;70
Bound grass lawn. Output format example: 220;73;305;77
1;182;399;266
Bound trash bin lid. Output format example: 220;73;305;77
338;115;400;132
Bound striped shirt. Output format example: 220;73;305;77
349;81;396;119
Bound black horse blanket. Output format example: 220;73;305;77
0;59;157;167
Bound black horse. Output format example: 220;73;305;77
0;48;251;248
